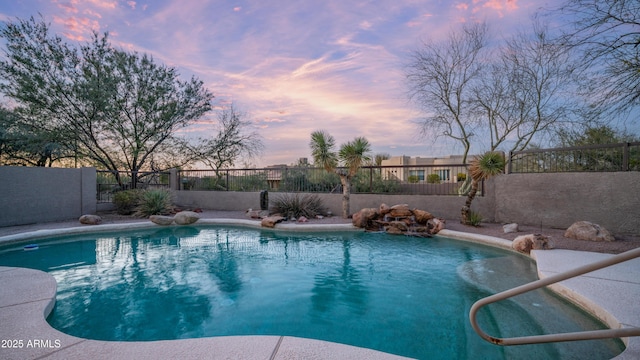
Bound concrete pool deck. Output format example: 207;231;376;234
0;220;638;359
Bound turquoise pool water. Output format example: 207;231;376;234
0;226;623;359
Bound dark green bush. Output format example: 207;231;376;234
271;193;326;219
408;175;420;183
113;189;142;215
427;174;441;184
457;173;467;182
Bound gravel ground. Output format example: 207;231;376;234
1;209;638;254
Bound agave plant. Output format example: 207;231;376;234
461;151;505;225
134;189;173;217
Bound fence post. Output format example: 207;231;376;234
623;142;630;171
507;151;513;174
369;167;373;192
170;168;180;191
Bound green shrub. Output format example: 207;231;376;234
467;210;483;227
427;174;441;184
457;173;467;182
271;193;325;219
135;189;173;217
113;189;142;215
407;175;420;183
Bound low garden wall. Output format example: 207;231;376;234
1;167;637;235
0;166;96;227
493;172;640;235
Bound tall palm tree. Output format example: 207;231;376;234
310;131;371;218
461;151;505;225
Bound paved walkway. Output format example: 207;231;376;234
0;221;638;359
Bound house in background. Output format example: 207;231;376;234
380;155;469;183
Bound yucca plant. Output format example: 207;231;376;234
310;130;371;218
271;193;326;219
461;151;505;225
135;189;173;217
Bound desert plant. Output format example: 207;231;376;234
408;175;420;183
427;173;441;184
270;193;326;219
134;189;173;217
467;210;483;226
310;130;371;218
461;151;505;225
113;189;142;215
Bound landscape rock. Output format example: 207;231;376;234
79;214;102;225
564;221;615;242
388;204;412;218
261;215;285;228
413;209;434;224
246;209;269;219
503;223;519;233
379;203;391;215
512;234;551;254
353;203;444;236
428;218;446;234
352;208;378;228
150;215;174;225
174;211;200;225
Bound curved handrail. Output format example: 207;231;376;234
469;247;640;345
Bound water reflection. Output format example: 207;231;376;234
311;239;368;315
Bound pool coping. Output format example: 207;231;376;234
0;220;638;359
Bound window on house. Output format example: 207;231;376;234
408;170;425;181
436;169;450;181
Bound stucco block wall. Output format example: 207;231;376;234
0;167;96;227
493;172;640;235
174;190;494;221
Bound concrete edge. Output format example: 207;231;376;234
0;220;362;247
437;229;518;253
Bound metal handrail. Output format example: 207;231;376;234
469;247;640;345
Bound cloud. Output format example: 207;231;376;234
1;0;539;166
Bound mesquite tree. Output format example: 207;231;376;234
0;16;213;187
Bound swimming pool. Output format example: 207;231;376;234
0;225;623;359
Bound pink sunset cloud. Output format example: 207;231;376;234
0;0;562;166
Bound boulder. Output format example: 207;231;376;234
79;214;102;225
388;220;408;232
379;203;391;215
150;215;174;225
352;208;378;228
413;209;434;224
388;204;412;218
246;209;267;219
428;218;446;234
385;226;405;235
503;223;519;234
174;211;200;225
261;215;285;228
564;221;615;242
512;234;550;254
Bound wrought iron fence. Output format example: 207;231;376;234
97;170;171;203
178;164;472;195
508;142;640;173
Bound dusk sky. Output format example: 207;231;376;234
0;0;552;167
